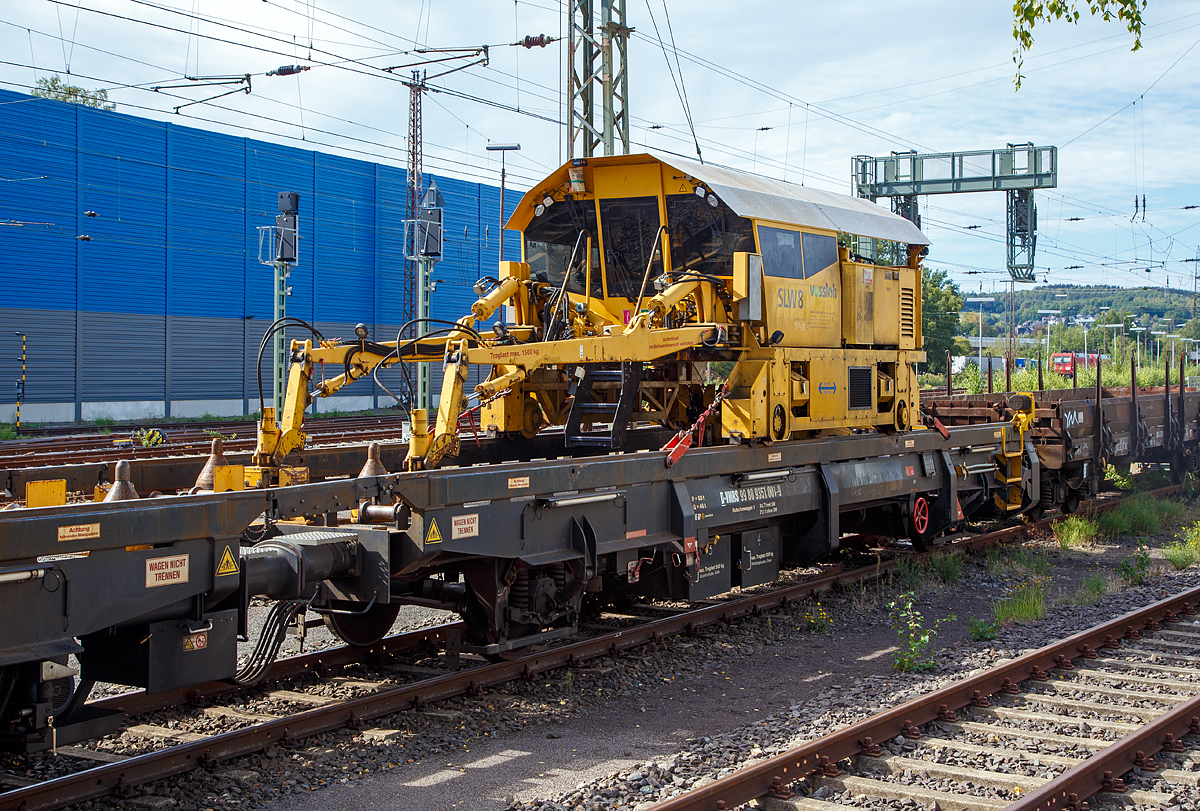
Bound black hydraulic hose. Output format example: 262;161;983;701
229;598;307;686
255;317;325;415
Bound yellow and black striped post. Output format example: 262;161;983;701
13;332;25;432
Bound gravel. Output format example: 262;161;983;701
7;531;1200;811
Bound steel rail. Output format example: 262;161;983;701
90;622;466;716
0;524;1054;811
1;486;1181;810
644;583;1200;811
1006;691;1200;811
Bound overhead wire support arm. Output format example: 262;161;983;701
152;73;252;113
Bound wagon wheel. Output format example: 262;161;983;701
323;602;402;647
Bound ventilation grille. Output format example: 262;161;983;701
900;288;916;340
848;367;873;410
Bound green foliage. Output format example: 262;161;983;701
894;557;930;591
32;75;115;109
1163;520;1200;570
798;601;831;634
202;428;237;442
1013;1;1147;88
1163;542;1199;570
887;593;954;672
0;424;15;441
1180;520;1200;549
1098;493;1182;538
1054;515;1098;549
922;268;964;374
993;576;1049;624
1065;573;1108;605
930;553;964;584
968;617;998;641
1117;542;1152;586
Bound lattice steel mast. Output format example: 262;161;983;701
568;0;631;158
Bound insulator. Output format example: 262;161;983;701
521;34;550;49
269;65;308;77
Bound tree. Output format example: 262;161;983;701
31;75;115;110
1013;0;1147;88
922;268;964;374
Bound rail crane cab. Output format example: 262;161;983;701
472;152;930;451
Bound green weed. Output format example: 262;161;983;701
1063;573;1107;605
887;593;954;672
930;553;964;584
798;601;831;634
1054;515;1098;549
968;617;998;641
1117;542;1152;586
993;576;1048;624
1162;542;1198;570
894;557;930;591
985;548;1004;571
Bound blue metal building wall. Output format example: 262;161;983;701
0;88;522;421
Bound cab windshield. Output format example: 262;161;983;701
524;197;601;297
665;194;755;278
599;196;663;302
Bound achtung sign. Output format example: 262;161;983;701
145;554;190;588
57;523;100;542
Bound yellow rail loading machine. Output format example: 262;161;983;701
250;152;930;481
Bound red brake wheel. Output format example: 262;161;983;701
912;496;930;535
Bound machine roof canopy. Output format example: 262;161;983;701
508;152;930;247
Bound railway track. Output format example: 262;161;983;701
0;415;409;469
0;486;1176;811
646;573;1200;811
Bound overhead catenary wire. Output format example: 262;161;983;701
7;3;1190;295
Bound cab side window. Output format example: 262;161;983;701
757;226;802;278
802;233;838;277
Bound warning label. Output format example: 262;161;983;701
425;518;443;545
215;547;240;576
452;513;479;539
146;554;189;588
508;476;530;490
183;632;208;652
57;523;100;542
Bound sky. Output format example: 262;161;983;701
2;0;1198;298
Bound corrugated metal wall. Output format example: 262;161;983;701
0;88;521;421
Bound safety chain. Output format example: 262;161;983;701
455;387;515;444
661;383;729;468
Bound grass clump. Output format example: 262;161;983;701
1162;520;1200;570
1163;542;1199;570
993;576;1048;625
1065;573;1108;605
930;553;964;584
895;557;930;591
1097;494;1183;539
1054;515;1098;549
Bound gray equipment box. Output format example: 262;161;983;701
738;527;780;588
78;609;238;693
688;533;731;600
